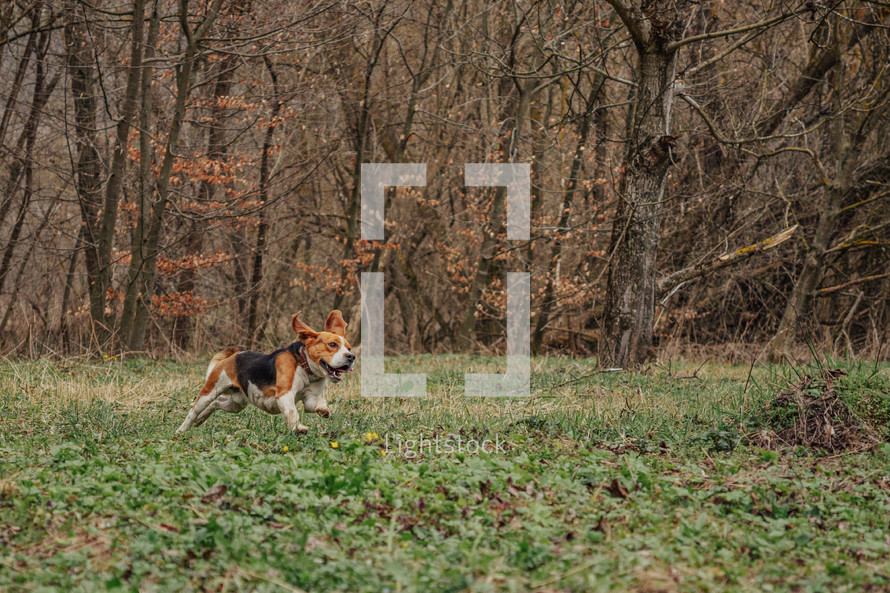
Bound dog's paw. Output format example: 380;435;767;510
296;424;309;435
316;407;330;418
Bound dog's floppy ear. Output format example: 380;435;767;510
291;312;319;343
325;310;348;337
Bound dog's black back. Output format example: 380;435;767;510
234;342;302;391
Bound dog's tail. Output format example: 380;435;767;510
206;346;244;380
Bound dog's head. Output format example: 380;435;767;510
291;311;355;383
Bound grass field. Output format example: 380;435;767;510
1;355;889;592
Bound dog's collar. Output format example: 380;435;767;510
294;343;324;382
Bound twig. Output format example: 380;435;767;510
657;225;799;298
667;11;797;52
235;568;309;593
532;559;600;589
816;273;890;295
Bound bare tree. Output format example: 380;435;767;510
119;0;224;350
768;9;890;359
598;0;796;366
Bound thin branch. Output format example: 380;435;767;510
825;219;890;254
657;225;799;299
744;146;830;185
678;92;732;143
816;273;890;295
679;92;837;183
666;11;796;52
839;188;890;213
683;27;766;78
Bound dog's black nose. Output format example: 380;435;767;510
345;352;355;362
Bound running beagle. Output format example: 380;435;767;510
176;310;355;434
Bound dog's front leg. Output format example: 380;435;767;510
278;390;309;434
301;381;330;418
275;357;309;434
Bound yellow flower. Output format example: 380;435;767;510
330;441;339;449
401;541;409;548
365;431;379;443
282;445;289;452
380;448;387;456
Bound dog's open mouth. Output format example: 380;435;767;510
320;360;354;383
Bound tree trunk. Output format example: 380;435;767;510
94;0;146;342
120;0;223;351
59;227;84;348
0;30;55;296
245;58;281;346
331;9;406;310
63;0;106;333
332;46;378;311
0;4;40;182
455;77;531;350
768;184;849;360
119;3;159;349
600;47;678;367
766;19;887;361
533;74;603;353
0;198;53;338
173;54;235;350
767;53;871;360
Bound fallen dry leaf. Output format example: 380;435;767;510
201;483;227;504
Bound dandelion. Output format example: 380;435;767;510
365;431;379;443
380;448;387;456
282;445;289;452
330;441;339;449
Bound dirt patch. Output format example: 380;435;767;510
630;567;680;593
22;516;118;571
750;369;886;453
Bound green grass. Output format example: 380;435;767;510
1;355;889;592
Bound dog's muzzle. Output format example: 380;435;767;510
320;357;355;383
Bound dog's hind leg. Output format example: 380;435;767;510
177;370;234;433
192;392;247;427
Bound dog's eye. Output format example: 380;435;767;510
328;342;338;348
